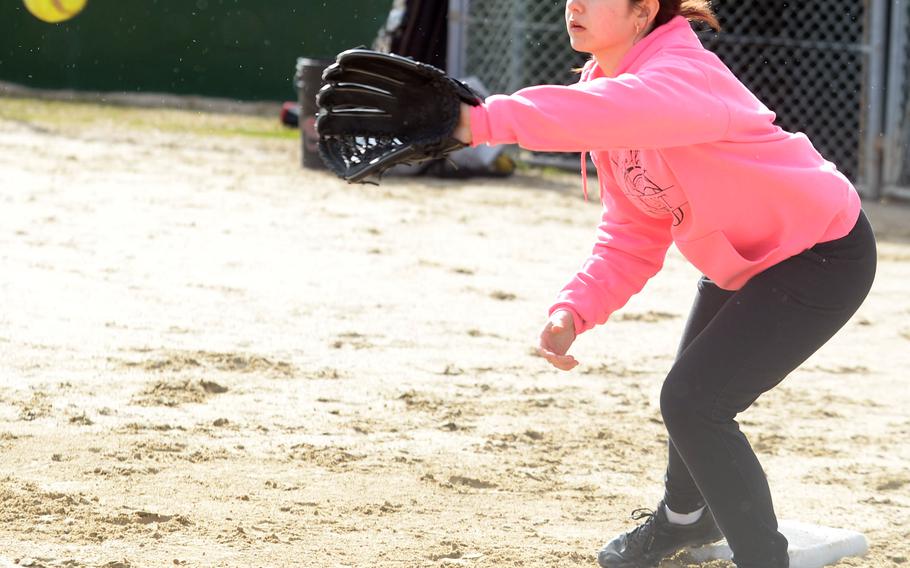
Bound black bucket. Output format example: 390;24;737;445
295;57;333;169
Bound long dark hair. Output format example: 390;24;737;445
638;0;721;31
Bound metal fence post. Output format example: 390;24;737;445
883;0;910;199
864;0;888;199
508;0;526;94
447;0;470;78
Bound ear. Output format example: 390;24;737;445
636;0;660;27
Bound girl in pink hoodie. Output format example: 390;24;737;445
456;1;877;567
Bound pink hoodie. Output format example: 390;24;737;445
469;16;861;334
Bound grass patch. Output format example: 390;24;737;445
0;96;297;140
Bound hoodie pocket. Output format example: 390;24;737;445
675;231;780;288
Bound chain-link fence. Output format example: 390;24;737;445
884;0;910;200
449;0;888;198
450;0;585;95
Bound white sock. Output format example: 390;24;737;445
664;504;705;525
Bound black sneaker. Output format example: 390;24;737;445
597;501;724;568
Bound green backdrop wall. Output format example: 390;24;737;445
0;0;393;101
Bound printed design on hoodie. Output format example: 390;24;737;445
614;151;686;226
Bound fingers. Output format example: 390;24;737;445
316;83;398;136
317;82;396;110
325;50;420;85
536;348;579;371
537;309;579;371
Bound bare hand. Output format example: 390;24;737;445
537;309;579;371
452;103;473;145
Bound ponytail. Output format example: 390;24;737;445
679;0;720;31
650;0;721;32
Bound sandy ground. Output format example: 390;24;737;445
0;97;908;568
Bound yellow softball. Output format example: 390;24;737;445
23;0;88;23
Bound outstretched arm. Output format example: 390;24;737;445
468;60;730;152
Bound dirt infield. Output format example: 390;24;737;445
0;98;908;568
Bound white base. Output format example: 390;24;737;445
686;520;868;567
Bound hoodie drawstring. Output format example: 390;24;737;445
580;151;589;202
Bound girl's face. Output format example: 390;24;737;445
565;0;649;60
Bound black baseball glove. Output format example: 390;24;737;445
316;49;483;183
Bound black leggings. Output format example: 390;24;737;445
659;211;877;568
